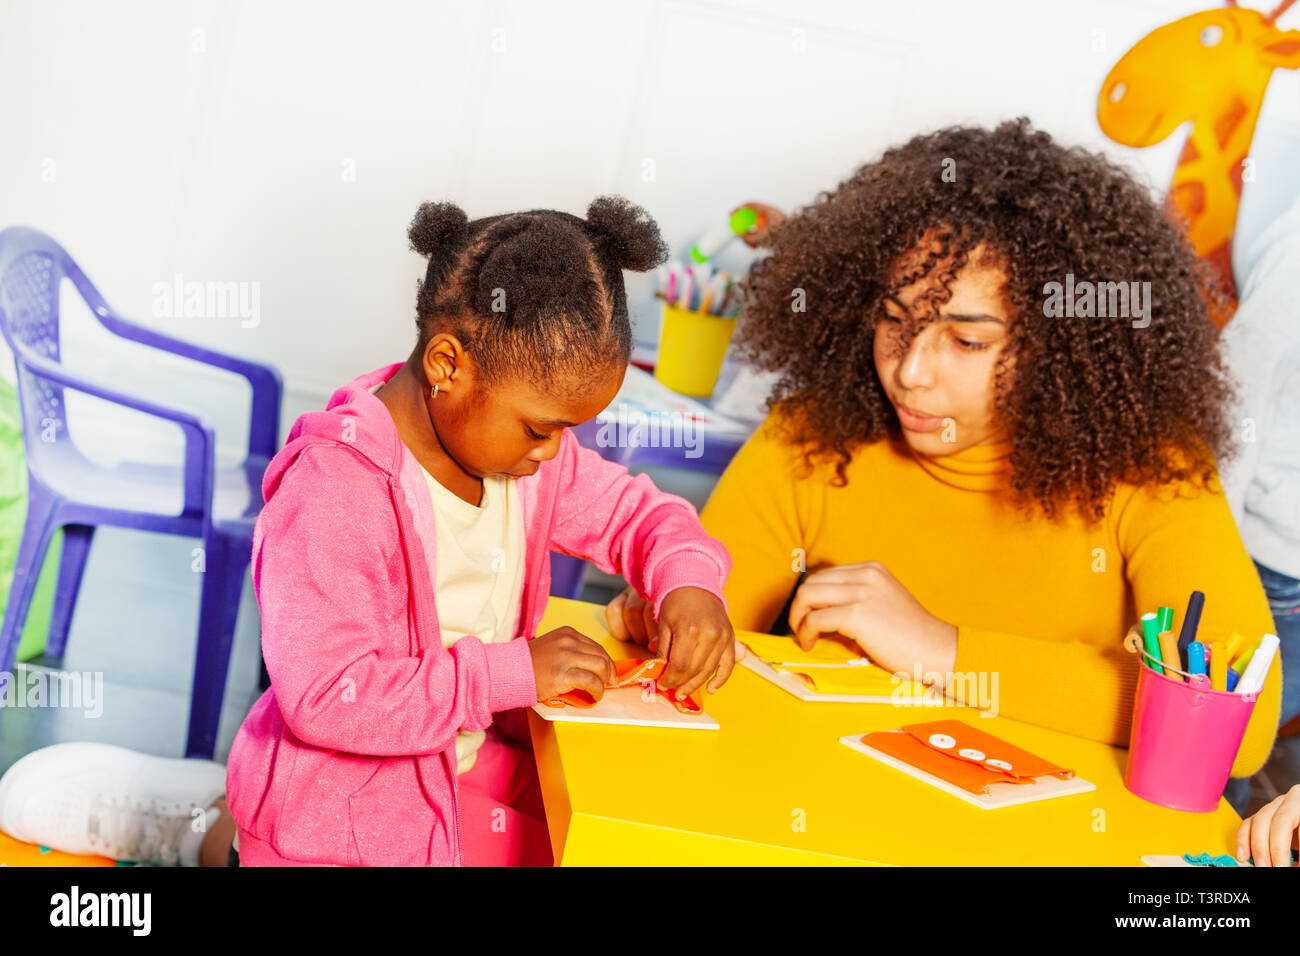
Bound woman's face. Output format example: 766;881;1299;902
872;240;1014;457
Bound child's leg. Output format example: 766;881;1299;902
457;727;553;866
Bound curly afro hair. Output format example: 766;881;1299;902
736;118;1234;523
407;195;667;390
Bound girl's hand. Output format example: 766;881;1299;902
788;562;957;679
605;585;745;696
657;587;738;697
605;585;658;649
1236;783;1300;867
529;626;616;703
735;201;787;248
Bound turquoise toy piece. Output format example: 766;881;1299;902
1183;849;1299;867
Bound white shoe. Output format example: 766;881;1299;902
0;742;226;866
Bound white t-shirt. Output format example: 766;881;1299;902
369;383;526;773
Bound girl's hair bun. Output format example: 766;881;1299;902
584;195;668;272
408;201;469;257
475;219;586;320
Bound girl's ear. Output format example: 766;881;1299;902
422;332;468;390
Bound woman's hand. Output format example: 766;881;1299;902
1237;784;1300;867
605;585;746;696
529;626;616;703
787;562;958;679
735;201;787;248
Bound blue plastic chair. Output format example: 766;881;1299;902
548;414;746;601
0;227;282;758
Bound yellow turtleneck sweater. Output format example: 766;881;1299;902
702;414;1281;777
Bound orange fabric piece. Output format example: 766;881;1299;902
862;720;1075;796
863;731;1027;795
901;719;1076;781
542;657;703;715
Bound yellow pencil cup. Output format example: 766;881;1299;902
654;303;737;398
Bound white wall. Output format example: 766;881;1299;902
1;0;1297;465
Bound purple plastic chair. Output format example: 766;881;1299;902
0;227;282;758
548;415;745;601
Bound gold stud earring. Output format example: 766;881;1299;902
431;383;439;398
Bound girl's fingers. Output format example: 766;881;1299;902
674;632;722;698
642;601;658;650
707;637;737;694
608;587;656;647
658;622;694;688
564;665;608;702
656;616;673;663
563;632;615;677
624;599;648;645
570;646;615;685
605;590;631;641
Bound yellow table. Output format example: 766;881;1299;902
528;597;1244;866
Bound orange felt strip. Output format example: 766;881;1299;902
542;657;703;715
863;730;1028;795
901;719;1075;780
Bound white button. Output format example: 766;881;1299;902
958;748;985;761
928;733;956;749
986;758;1013;772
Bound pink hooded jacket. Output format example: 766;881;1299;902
225;363;731;866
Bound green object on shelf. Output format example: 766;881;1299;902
0;376;63;662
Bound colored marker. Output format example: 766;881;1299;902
1224;631;1243;662
1230;633;1263;673
716;276;734;314
665;264;679;305
688;265;709;309
1226;669;1240;692
699;271;726;314
1157;606;1174;633
1176;590;1205;668
1236;634;1280;697
1210;641;1227;691
688;205;765;263
679;268;695;311
1158;630;1183;681
1139;612;1163;672
1187;641;1209;687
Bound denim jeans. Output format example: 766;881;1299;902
1255;560;1300;729
1223;560;1300;815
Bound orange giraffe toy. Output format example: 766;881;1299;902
1098;0;1300;328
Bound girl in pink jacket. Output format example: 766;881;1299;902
224;196;736;866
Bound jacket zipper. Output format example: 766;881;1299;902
390;475;465;865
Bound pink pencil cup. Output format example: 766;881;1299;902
1124;661;1257;812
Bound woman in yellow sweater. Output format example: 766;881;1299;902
609;119;1281;781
